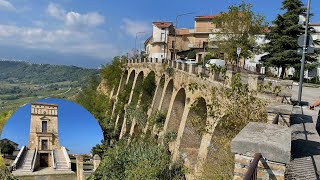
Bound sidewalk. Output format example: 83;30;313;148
285;106;320;179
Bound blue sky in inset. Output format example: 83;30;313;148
0;0;318;67
1;98;103;154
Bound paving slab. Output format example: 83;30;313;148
285;106;320;180
231;122;291;164
12;167;75;177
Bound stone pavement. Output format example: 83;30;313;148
12;167;75;177
285;106;320;180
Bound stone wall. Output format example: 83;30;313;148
106;60;293;179
233;154;286;180
231;122;291;180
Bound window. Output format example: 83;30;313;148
42;121;47;133
41;140;48;150
160;33;165;41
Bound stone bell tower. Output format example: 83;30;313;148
28;102;60;151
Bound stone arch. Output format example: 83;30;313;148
151;74;165;115
159;79;174;118
115;70;134;138
132;71;156;136
112;70;128;118
125;71;144;136
127;70;135;84
179;97;207;170
166;88;186;134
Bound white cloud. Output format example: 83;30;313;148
46;3;65;19
0;0;16;11
46;3;105;27
0;24;118;59
65;11;104;27
120;18;151;37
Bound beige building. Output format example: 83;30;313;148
145;22;175;60
12;102;71;173
145;14;221;62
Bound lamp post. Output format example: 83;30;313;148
135;32;145;57
174;12;195;61
298;0;311;105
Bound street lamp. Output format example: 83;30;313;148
135;32;145;56
174;12;195;61
298;0;311;105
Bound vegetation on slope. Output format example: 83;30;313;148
200;74;267;179
0;61;98;84
0;111;16;180
0;61;99;113
89;137;184;180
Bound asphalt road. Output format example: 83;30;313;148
292;84;320;105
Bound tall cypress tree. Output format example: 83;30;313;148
262;0;318;78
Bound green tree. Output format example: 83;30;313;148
0;111;13;134
0;141;15;156
187;50;196;59
211;1;267;65
262;0;318;78
100;56;126;91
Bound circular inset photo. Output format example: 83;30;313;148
1;98;103;179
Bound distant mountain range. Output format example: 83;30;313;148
0;60;99;84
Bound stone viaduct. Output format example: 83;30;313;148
103;58;269;177
104;59;272;176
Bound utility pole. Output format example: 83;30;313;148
174;12;195;61
298;0;311;105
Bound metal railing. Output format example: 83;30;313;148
226;65;261;75
244;112;288;179
11;146;26;171
52;150;56;169
31;147;37;172
62;146;71;169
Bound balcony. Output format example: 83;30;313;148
35;128;57;135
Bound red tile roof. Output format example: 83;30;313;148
153;22;173;28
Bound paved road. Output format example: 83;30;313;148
292;84;320;105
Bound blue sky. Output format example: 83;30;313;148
0;0;319;68
1;98;103;154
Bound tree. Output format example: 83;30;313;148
187;50;196;59
211;2;267;65
0;141;15;156
100;56;125;91
262;0;318;78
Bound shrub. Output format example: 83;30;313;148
89;137;184;180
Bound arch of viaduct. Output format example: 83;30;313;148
108;59;263;174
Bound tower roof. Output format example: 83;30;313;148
31;102;58;107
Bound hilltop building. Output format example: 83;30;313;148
12;102;71;173
145;14;221;62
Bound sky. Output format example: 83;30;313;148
0;98;103;154
0;0;319;68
